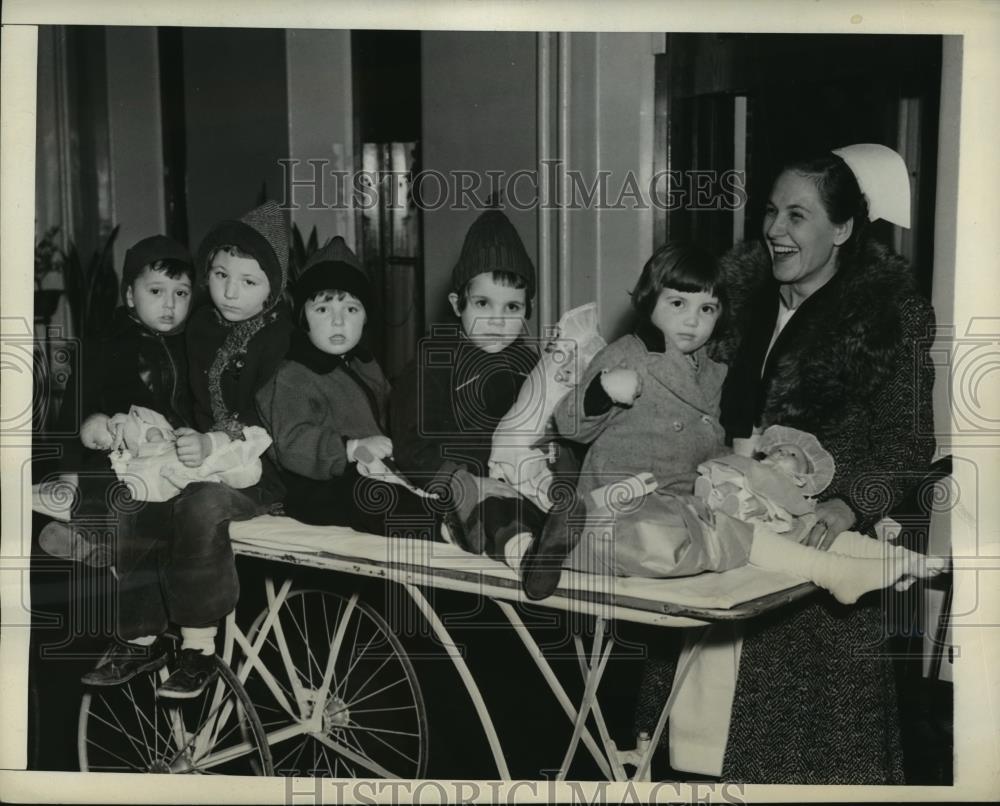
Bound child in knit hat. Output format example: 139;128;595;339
257;236;444;536
80;201;293;699
391;209;572;560
38;234;195;566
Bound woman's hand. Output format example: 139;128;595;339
175;428;213;468
806;498;857;549
348;435;393;464
601;368;642;406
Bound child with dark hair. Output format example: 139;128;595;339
80;202;293;698
39;235;195;565
257;236;442;536
521;241;730;598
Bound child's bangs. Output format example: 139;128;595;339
209;244;253;264
308;289;361;305
660;251;720;297
489;270;528;290
148;258;194;282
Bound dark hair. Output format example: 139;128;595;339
630;242;727;330
299;288;367;331
779;154;869;265
123;257;194;292
454;270;533;319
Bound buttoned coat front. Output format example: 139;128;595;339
552;327;750;578
554;326;727;498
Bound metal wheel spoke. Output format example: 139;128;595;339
85;736;147;771
330;602;364;695
332;624;383;701
335;650;397;708
88;706;152;768
334;725;368;769
119;686;156;762
346;719;419;767
285;604;328;685
163;691;238;767
235;588;427;779
347;704;418;716
339;723;420;739
274;734;310;774
332;674;410;714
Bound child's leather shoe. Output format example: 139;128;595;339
156;649;218;700
81;638;169;687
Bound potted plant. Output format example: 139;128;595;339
34;226;64;324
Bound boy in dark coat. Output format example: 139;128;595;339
39;234;194;564
390;209;549;560
257;236;440;537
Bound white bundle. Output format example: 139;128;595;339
488;303;606;511
109;406;272;502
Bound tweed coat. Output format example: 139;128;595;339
553;323;727;497
553;324;747;578
637;238;936;784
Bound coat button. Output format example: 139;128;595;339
672;421;684;432
701;415;712;424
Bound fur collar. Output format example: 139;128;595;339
719;237;923;430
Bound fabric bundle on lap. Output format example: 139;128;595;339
488;302;605;511
107;405;272;502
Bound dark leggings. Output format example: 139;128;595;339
284;466;445;541
114;482;273;640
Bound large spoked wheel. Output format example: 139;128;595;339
79;651;273;775
238;588;428;778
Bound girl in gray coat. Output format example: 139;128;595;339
520;242;731;598
519;242;940;603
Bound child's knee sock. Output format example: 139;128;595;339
830;530;934;564
502;532;534;571
749;525;918;605
180;625;218;655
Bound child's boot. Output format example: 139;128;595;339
520;490;588;600
156;626;218;699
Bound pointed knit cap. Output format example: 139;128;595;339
294;236;370;317
196;200;290;306
451;209;535;298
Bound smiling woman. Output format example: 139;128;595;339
762;170;854;305
645;144;938;784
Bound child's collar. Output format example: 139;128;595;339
634;320;706;365
635;320;668;354
286;328;371;374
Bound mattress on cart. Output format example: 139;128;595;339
230;515;808;614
